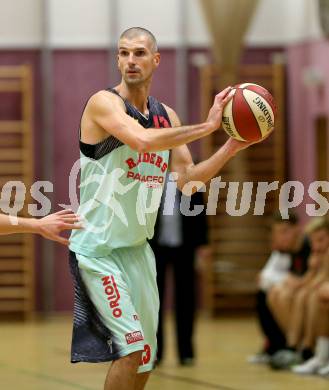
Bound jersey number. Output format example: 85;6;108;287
139;344;151;366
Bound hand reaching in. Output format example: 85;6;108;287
34;209;83;245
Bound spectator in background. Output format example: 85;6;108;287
314;281;329;376
269;217;329;369
292;278;329;375
150;179;209;366
248;212;309;363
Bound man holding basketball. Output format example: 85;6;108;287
69;27;258;390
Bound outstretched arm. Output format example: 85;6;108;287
167;106;251;193
0;209;82;245
86;86;233;153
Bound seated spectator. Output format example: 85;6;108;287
248;212;309;363
269;217;329;369
292;269;329;375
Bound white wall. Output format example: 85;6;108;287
0;0;324;48
117;0;180;47
0;0;43;47
49;0;111;47
245;0;323;46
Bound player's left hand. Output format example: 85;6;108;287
224;129;274;154
34;209;83;245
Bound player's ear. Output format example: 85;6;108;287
153;52;160;68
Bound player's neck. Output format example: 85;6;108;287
116;80;151;114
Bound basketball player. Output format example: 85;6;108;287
69;27;258;390
0;209;81;245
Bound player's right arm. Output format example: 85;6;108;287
85;87;233;152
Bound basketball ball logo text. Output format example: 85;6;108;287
222;116;235;138
253;96;274;130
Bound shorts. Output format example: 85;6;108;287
69;242;159;373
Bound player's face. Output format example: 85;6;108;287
271;222;298;252
117;36;160;85
310;228;329;255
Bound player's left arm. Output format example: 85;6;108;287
164;104;248;193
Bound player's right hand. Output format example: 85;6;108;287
35;209;83;245
206;86;233;132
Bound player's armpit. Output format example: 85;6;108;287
169;145;197;194
164;105;199;194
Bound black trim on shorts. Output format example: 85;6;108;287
69;250;122;363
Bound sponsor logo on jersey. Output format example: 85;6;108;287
125;152;168;173
101;275;122;318
125;331;144;345
124;113;169;187
126;171;164;185
125;152;168;187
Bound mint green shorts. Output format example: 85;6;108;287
75;242;159;373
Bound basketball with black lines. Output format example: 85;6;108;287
222;83;277;142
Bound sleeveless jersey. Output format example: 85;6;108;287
69;88;171;257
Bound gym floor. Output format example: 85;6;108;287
0;315;328;390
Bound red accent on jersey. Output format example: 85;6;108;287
159;116;170;128
153;115;160;128
153;115;170;129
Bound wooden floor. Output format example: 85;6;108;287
0;314;328;390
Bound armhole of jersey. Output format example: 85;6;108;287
157;103;173;169
105;88;127;106
79;97;92;141
79;89;125;160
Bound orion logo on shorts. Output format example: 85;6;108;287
125;331;144;345
102;275;122;318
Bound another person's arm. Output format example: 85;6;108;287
0;209;82;245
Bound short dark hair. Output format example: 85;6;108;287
272;211;299;226
119;27;158;52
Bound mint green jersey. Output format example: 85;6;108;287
69;90;171;257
